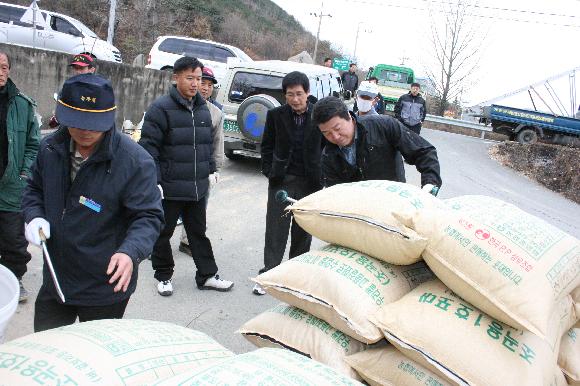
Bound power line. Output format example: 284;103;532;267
342;0;580;28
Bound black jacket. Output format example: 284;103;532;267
261;103;323;190
322;113;442;188
394;92;427;127
139;86;215;201
341;71;359;93
22;127;164;306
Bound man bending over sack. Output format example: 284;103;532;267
312;96;442;195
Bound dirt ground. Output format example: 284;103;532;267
489;142;580;204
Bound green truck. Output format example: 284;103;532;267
366;64;414;112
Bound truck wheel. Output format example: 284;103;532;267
516;128;538;144
237;94;281;143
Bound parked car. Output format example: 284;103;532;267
216;60;353;159
0;2;122;62
146;35;252;84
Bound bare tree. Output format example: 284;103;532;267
425;0;487;115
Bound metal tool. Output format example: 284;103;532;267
275;190;297;204
39;229;66;303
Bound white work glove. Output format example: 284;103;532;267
25;218;51;246
157;184;164;199
209;172;220;186
422;183;440;197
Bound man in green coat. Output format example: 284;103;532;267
0;52;40;302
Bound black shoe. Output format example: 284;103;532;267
178;242;192;256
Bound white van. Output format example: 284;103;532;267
146;36;252;85
0;2;122;62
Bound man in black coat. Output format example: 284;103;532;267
22;74;164;332
139;57;233;296
313;96;442;195
254;71;323;295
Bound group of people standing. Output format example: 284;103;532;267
0;51;441;332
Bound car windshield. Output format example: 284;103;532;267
377;70;409;84
230;46;253;62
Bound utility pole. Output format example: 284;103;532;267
353;22;372;61
107;0;117;45
310;2;332;64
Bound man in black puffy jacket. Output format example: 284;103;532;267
140;57;234;296
313;96;442;195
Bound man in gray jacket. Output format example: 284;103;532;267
394;82;427;135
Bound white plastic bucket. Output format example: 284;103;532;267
0;264;19;343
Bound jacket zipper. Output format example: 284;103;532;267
191;109;198;200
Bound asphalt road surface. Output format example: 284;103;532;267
6;129;580;353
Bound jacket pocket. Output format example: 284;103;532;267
269;154;288;178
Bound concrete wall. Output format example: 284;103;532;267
0;44;173;130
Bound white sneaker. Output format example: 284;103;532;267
252;283;266;296
198;275;234;292
157;280;173;296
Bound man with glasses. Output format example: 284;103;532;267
253;71;323;295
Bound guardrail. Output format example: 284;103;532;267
422;114;508;141
425;114;491;132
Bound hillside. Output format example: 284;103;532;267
14;0;342;64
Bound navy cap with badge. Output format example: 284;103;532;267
56;74;116;132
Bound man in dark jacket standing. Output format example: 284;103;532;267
394;82;427;135
341;63;359;94
22;74;164;332
140;57;233;296
0;52;39;303
313;96;442;195
253;71;323;296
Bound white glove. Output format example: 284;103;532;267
209;172;220;186
157;184;164;199
25;218;51;246
422;184;440;197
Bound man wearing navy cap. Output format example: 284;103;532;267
22;74;164;331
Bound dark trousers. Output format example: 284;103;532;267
260;175;315;274
405;123;422;135
152;199;217;286
34;284;129;332
0;210;31;280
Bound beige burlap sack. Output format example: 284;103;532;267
289;180;443;264
558;328;579;385
0;319;233;385
238;303;367;379
345;346;453;386
415;195;579;342
153;347;364;385
370;279;568;386
254;245;434;343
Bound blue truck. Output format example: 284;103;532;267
482;104;580;146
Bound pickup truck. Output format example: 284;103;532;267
481;104;580;146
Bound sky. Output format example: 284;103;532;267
271;0;580;113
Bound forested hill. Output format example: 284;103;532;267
14;0;341;64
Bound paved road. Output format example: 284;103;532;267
6;129;580;352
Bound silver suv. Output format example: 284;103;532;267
216;60;352;159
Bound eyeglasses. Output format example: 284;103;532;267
285;92;305;99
